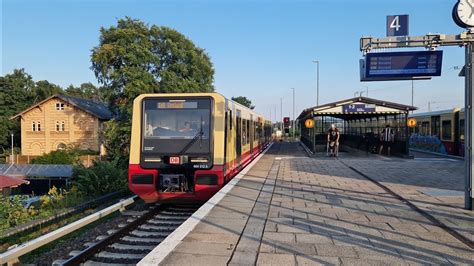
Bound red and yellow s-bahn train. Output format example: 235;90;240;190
128;93;272;203
409;108;464;156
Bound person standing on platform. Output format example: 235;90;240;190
379;124;395;156
327;124;340;157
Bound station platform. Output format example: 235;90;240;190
140;142;473;265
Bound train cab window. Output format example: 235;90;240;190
441;120;452;140
141;98;212;154
144;100;210;139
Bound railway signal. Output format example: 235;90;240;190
283;117;290;128
283;117;290;134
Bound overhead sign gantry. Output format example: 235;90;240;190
359;0;474;210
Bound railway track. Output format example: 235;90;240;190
58;204;200;265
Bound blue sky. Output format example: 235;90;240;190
1;0;465;120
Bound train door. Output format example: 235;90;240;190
236;110;242;167
454;111;460;156
224;105;229;181
431;116;440;137
250;115;254;154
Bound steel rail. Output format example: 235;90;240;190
0;196;137;266
60;204;167;266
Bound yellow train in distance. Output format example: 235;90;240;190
128;93;272;203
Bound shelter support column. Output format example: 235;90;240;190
405;113;409;156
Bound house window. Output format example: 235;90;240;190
56;121;65;131
57;143;67;150
55;121;66;131
56;102;65;110
32;121;41;132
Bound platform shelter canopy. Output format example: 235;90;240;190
297;97;416;120
298;97;417;155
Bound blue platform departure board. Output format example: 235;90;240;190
365;51;443;79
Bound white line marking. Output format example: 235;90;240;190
138;143;274;266
414;158;459;162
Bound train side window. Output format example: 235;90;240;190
229;110;232;130
441;120;452;140
460;119;465;141
421;121;430;135
431;116;440;137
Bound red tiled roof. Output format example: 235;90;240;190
0;174;29;189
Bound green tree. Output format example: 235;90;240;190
91;17;215;158
0;69;64;151
33;80;63;100
232;96;255;109
0;69;35;150
65;82;104;100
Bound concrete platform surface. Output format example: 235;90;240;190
143;142;473;265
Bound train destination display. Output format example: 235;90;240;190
364;50;443;80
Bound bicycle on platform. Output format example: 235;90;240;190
326;124;340;157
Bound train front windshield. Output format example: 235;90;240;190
142;98;211;154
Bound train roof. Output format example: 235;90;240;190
134;92;270;122
409;108;461;118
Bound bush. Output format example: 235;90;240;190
0;195;37;230
73;159;127;197
32;150;76;165
0;186;86;233
31;144;100;165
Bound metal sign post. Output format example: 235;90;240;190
465;42;473;210
360;32;474;210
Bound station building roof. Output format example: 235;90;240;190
297;97;417;120
0;174;29;190
11;94;114;120
0;164;73;178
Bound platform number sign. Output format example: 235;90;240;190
387;15;409;37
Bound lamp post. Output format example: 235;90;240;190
411;80;414;113
280;97;283;130
10;133;14;164
312;60;320;106
291;88;295;137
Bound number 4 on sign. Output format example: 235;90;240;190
386;14;408;37
390;16;400;31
